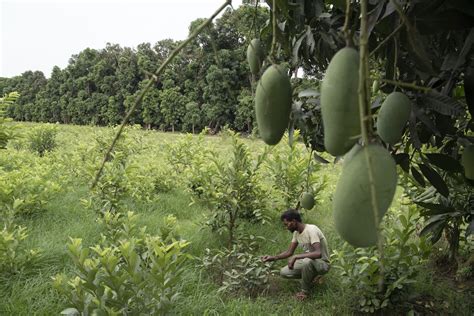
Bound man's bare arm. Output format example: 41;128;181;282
287;242;322;269
261;242;298;262
292;242;322;260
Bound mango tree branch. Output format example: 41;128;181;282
270;0;277;60
369;22;404;57
92;0;232;188
342;0;354;47
358;0;370;144
359;0;385;291
380;79;431;93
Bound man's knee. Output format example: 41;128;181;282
280;266;301;279
300;258;315;273
314;259;330;275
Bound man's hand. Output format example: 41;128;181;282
261;255;275;262
288;256;297;270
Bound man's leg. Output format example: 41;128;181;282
279;256;312;279
301;259;330;293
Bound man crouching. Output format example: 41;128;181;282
261;209;330;300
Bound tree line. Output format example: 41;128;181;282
0;5;268;133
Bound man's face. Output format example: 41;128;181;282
282;219;297;233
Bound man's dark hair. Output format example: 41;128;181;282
280;209;302;222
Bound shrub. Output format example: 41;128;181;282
81;129;159;215
0;154;60;217
0;201;41;275
0;92;19;149
332;204;432;313
53;212;191;315
28;124;58;156
199;233;275;297
265;131;325;209
198;132;269;247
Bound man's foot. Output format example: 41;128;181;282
295;291;308;301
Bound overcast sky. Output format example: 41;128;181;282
1;0;242;78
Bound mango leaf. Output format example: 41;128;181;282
420;214;448;243
410;166;425;187
394;153;409;173
404;27;436;75
447;0;474;17
313;152;329;164
370;96;382;111
415;201;455;213
425;153;463;173
292;31;306;66
408;111;422;149
442;29;474;95
412;104;440;136
381;1;396;20
418;163;449;197
464;59;474;117
367;1;385;37
416;9;474;34
420;91;466;117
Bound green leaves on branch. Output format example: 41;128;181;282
54;213;191;316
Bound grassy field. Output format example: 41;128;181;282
0;122;472;315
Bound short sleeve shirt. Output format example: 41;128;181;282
291;224;330;262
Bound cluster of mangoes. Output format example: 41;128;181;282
319;47;404;247
247;40;473;247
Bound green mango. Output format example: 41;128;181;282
321;47;361;156
376;92;411;145
333;144;397;247
462;145;474;180
255;64;292;145
247;39;264;76
300;192;315;210
343;143;362;166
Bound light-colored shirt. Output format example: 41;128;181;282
291;224;330;262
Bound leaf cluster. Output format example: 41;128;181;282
332;204;432;313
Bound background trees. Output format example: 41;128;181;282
0;5;268;133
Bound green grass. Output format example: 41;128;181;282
1;122;472;315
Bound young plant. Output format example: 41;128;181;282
0;201;41;275
28;124;58;156
0;153;60;217
202;132;269;247
332;203;432;313
0;92;19;149
265;131;324;209
53;212;191;315
199;233;275;297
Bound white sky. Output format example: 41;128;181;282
1;0;242;78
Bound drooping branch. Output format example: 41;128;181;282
92;0;232;188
